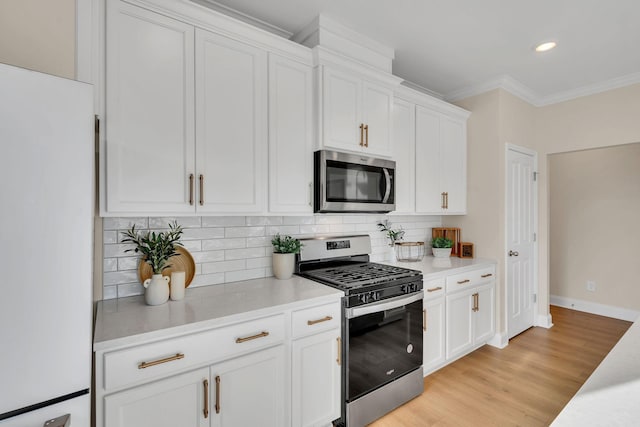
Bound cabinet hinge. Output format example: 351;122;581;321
533;171;538;181
533;294;537;303
94;115;100;154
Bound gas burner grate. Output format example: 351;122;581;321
304;262;420;288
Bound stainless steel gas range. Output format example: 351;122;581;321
296;235;424;427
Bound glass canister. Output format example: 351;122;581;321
394;242;425;262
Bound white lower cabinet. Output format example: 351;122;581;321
423;297;446;374
104;367;209;427
211;346;285;427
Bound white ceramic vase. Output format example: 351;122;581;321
432;248;452;258
272;253;295;280
143;274;170;305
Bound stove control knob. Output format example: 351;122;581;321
373;291;381;301
359;294;368;304
400;285;406;293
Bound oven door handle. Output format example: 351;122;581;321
346;291;423;319
382;168;392;203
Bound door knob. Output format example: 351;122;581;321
509;250;519;257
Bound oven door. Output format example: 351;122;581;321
345;291;423;402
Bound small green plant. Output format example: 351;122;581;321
271;234;302;254
431;237;453;248
377;220;405;246
121;221;184;274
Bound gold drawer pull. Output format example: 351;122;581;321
138;353;184;369
235;331;269;344
336;337;342;365
457;279;470;284
215;375;221;414
203;379;209;418
308;316;333;326
481;273;493;278
427;286;443;292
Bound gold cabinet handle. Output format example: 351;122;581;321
481;273;493;278
364;124;369;147
189;174;194;206
427;286;443;292
199;174;204;206
336;337;342;365
423;309;427;332
307;316;333;326
203;379;209;418
235;331;269;344
137;353;184;369
359;123;364;146
215;375;221;414
441;192;445;209
457;279;470;284
444;192;449;209
472;293;479;312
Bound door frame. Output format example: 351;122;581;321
504;143;539;338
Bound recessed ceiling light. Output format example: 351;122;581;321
535;41;557;52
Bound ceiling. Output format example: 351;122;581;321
202;0;640;106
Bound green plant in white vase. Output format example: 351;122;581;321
431;237;453;258
121;221;184;305
271;234;302;280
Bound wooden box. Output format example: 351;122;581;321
432;227;460;257
458;242;474;258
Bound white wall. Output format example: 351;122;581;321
102;215;441;299
0;0;76;79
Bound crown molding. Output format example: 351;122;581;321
444;72;640;107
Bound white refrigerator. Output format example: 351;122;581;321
0;63;93;426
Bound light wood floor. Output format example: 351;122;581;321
370;306;631;427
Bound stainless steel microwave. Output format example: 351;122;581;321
314;150;396;213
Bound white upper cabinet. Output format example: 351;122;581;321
268;54;314;213
104;2;195;214
415;106;442;213
195;29;267;213
392;98;416;213
320;66;394;157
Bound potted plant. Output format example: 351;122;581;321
431;237;453;258
271;234;302;280
377;220;405;246
121;221;184;305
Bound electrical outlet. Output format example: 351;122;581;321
586;280;596;292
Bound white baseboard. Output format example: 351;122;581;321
550;295;640;322
487;332;508;349
536;313;554;329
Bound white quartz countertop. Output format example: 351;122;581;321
94;276;343;351
551;314;640;426
382;255;497;279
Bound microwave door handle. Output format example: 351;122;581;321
382;168;392;203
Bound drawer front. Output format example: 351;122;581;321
445;265;496;293
103;314;285;391
292;301;341;338
423;277;445;300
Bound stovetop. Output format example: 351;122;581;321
302;262;421;289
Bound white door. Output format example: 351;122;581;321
415;106;441;213
104;368;209;427
440;117;467;214
445;290;474;360
506;146;537;338
292;329;341;427
211;345;285;427
195;28;267;213
392;98;415;213
474;284;496;344
362;80;393;157
423;297;445;373
268;53;313;213
322;67;362;152
105;2;195;214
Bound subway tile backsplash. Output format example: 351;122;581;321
102;214;441;300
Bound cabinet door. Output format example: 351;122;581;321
105;2;195;214
211;345;285;427
423;297;445;374
268;54;313;213
322;67;362;152
445;290;474;360
195;29;267;213
392;98;415;213
362;81;393;157
415;106;442;213
474;284;495;345
104;367;209;427
441;117;467;214
292;329;341;427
